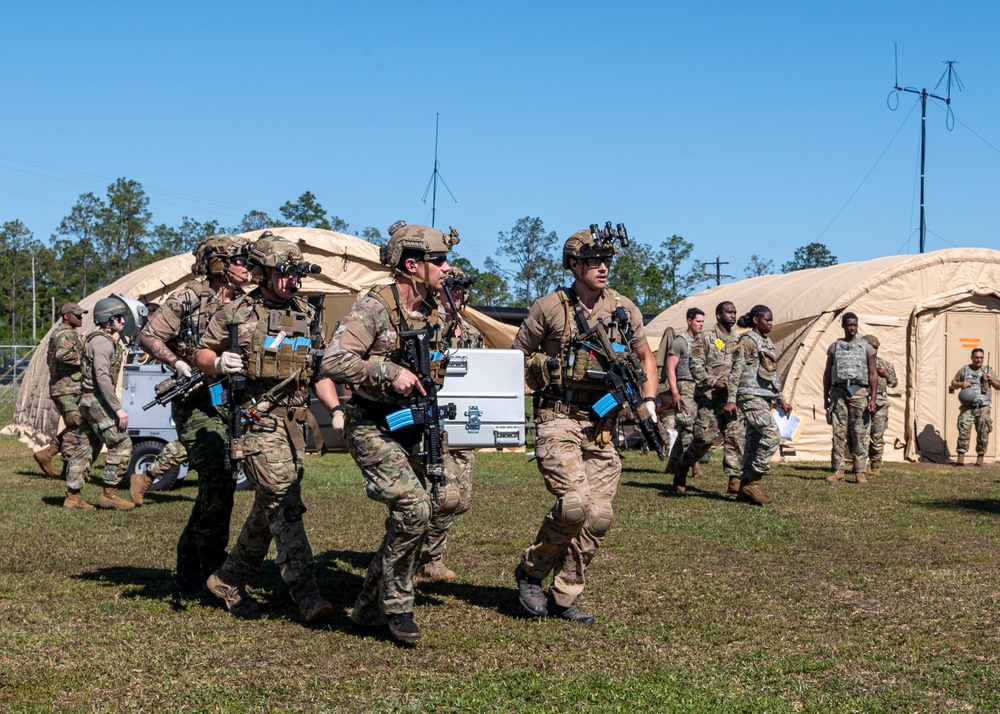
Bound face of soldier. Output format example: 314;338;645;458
688;313;705;336
571;256;610;291
227;255;251;286
265;269;299;301
407;253;450;291
718;303;737;330
111;314;127;334
755;311;774;335
972;351;985;369
64;313;82;328
842;317;859;340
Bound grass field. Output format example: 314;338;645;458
1;433;998;713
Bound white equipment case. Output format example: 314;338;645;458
439;348;526;449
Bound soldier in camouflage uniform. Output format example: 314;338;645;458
321;221;461;643
35;302;89;481
675;301;743;494
723;305;791;506
823;313;878;483
514;225;659;624
950;348;1000;467
198;233;337;624
64;296;138;510
865;335;898;476
417;267;483;582
666;308;705;490
137;234;251;595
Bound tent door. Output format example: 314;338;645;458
944;312;1000;459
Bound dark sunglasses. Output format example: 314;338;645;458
229;256;249;266
421;255;448;266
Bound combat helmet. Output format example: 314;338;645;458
380;221;460;272
247;231;321;285
192;234;247;278
92;293;147;338
93;296;128;324
444;266;477;288
562;222;629;270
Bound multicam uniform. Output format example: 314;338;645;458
322;284;462;624
201;290;327;615
727;331;785;479
516;286;647;609
139;279;241;587
678;323;742;480
954;364;995;458
420;313;483;570
868;356;898;470
67;330;132;488
828;337;875;472
47;320;87;470
667;333;697;465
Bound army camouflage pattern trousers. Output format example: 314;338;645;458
868;400;889;467
671;381;698;467
217;411;322;611
65;393;132;490
679;393;744;477
830;384;871;471
736;396;780;477
421;448;474;566
347;421;462;622
147;439;187;479
520;416;620;608
956;404;992;456
52;393;93;477
172;396;235;585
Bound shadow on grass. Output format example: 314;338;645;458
415;579;526;619
622;480;733;502
73;566;196;612
918;498;1000;515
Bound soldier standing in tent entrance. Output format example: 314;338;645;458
137;234;252;597
416;267;482;582
823;312;878;483
64;296;138;510
675;301;743;495
723;304;791;506
865;335;897;476
513;224;658;624
950;347;999;467
321;221;462;643
666;308;705;491
35;302;89;480
197;233;337;624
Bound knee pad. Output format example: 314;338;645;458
589;502;614;538
553;490;587;528
433;481;462;514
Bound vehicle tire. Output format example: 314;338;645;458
125;439;181;492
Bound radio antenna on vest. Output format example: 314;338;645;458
887;43;962;254
421;113;457;228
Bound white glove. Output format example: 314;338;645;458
331;408;346;432
214;352;244;375
644;397;659;424
173;360;193;379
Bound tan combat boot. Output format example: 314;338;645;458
869;463;882;476
736;475;772;506
692;462;704;479
33;444;59;479
826;470;845;483
418;559;456;581
96;487;135;511
206;570;261;618
974;455;986;467
63;489;95;510
727;476;741;495
130;473;154;507
955;454;965;467
854;472;869;484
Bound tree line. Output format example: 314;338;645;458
0;177;838;343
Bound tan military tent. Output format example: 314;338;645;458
646;248;1000;463
7;227;518;449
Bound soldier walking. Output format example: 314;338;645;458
865;335;897;476
513;224;658;624
823;313;878;483
36;303;89;482
723;305;791;506
137;234;252;595
666;308;705;490
950;347;999;467
197;234;336;624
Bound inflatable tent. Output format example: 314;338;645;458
7;227;518;449
645;248;1000;463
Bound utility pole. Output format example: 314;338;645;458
421;113;457;228
709;255;734;286
888;46;962;253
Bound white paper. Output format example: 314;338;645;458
772;407;801;441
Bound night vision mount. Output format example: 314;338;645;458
590;221;629;250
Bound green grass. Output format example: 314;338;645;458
1;435;998;713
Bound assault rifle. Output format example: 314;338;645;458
576;305;667;460
224;322;246;478
385;326;457;486
142;370;207;410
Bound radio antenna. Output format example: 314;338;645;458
887;43;962;253
421;113;457;228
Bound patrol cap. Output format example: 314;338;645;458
866;335;880;349
60;302;88;316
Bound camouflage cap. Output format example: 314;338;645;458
562;228;618;270
866;335;880;349
60;302;88;316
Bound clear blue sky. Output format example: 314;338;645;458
4;1;999;288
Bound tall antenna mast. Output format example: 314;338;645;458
421;113;457;227
888;44;962;253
